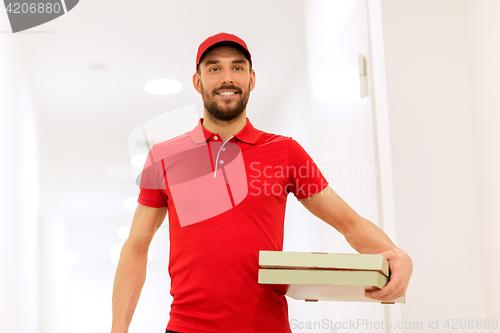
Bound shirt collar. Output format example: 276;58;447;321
190;117;259;145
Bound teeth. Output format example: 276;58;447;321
218;91;235;96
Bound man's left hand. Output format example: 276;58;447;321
364;248;413;302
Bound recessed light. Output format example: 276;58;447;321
145;79;183;95
123;197;138;212
110;243;123;265
118;225;131;240
88;63;109;72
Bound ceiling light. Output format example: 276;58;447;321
118;225;131;240
123;197;138;212
110;243;123;265
145;79;183;95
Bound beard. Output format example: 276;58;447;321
201;83;250;122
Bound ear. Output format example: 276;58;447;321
249;69;256;92
193;72;202;94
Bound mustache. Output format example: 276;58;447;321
213;85;242;95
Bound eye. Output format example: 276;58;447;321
209;67;220;72
234;66;243;71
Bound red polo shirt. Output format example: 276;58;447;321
138;118;328;332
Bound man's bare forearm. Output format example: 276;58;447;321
111;204;167;332
345;216;412;300
111;241;149;333
300;186;412;300
344;216;397;254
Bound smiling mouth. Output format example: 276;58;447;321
217;91;237;96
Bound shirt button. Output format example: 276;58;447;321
214;136;218;140
221;147;225;151
219;160;224;164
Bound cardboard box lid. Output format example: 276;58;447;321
258;269;405;304
259;251;390;277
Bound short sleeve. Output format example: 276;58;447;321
287;139;328;199
137;145;168;208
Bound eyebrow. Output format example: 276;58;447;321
203;59;248;66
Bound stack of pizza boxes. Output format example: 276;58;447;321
258;251;405;304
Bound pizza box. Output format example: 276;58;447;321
258;251;405;304
259;251;390;277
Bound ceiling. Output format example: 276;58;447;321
6;0;311;266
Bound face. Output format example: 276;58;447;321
193;46;255;122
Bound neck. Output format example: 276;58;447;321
202;111;247;142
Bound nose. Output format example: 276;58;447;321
221;69;234;85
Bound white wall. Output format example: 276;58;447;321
0;28;41;333
464;0;500;321
376;0;497;329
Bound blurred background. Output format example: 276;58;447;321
1;0;499;332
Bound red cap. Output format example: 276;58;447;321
196;32;252;70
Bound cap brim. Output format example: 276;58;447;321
197;41;251;68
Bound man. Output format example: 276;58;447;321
111;33;413;333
